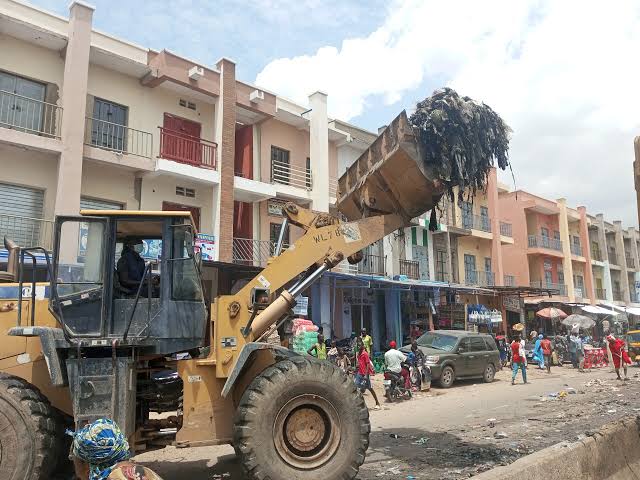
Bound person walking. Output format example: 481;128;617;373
360;328;373;356
540;334;553;373
355;340;381;410
570;329;585;371
568;329;578;368
606;334;632;380
307;334;327;360
532;334;545;369
511;334;527;385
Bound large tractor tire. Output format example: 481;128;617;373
233;356;370;480
0;374;59;480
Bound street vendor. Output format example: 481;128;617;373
606;334;631;381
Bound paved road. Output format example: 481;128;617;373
136;364;638;479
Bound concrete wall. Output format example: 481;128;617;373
259;119;309;182
337;144;362;177
80;161;136;209
457;236;492;276
499;193;530;285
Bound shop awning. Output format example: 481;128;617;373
598;303;640;316
581;305;620;315
324;272;495;294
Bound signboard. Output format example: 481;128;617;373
293;295;309;316
195;234;216;261
268;200;285;217
503;295;522;313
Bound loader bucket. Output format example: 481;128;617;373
336;111;445;221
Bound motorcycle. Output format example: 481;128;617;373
383;364;412;402
407;353;431;391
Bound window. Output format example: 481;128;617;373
574;275;584;290
480;206;490;231
0;71;46;133
270;222;289;254
470;337;487;352
457;338;471;352
553;230;561;241
484;257;492;272
91;98;128;151
543;259;552;270
464;254;476;284
461;201;473;229
484;337;498;351
541;227;549;238
544;270;553;286
436;250;447;281
572;236;581;247
171;225;203;302
271;146;290;185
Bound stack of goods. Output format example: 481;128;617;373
291;318;319;355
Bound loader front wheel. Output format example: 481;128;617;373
0;374;57;480
233;356;370;480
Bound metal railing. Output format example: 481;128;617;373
335;260;358;275
465;270;495;287
461;214;491;233
271;160;312;190
591;247;603;262
626;255;636;269
232;238;277;268
358;254;386;276
435;270;450;282
504;274;516;287
608;252;620;265
329;177;338;198
0;214;54;251
595;288;607;299
574;287;583;300
570;243;583;256
158;127;216;167
85;117;153;158
528;235;562;252
612;289;624;301
0;90;62;138
499;222;512;237
530;280;567;296
399;259;419;279
630;291;639;303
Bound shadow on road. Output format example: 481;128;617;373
145;452;241;480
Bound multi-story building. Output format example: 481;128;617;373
0;0;376;268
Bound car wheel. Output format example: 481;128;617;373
483;364;495;383
438;366;455;388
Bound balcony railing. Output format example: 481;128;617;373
499;222;512;237
595;288;607;299
631;291;639;303
232;238;292;268
608;252;620;265
159;127;216;167
271;160;312;190
591;248;603;262
461;214;491;233
612;289;624;301
0;90;62;138
358;254;386;276
399;259;420;279
504;274;516;287
329;177;338;198
465;270;495;287
574;287;583;300
528;235;563;252
84;117;153;158
570;243;583;256
626;256;636;269
0;214;54;251
530;281;567;296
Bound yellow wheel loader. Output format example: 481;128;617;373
0;112;452;479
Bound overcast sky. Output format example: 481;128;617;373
33;0;640;227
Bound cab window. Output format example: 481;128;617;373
171;225;203;302
470;337;487;352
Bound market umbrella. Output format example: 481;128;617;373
536;307;568;320
561;314;596;329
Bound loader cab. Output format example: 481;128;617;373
49;211;207;354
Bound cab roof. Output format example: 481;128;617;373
80;210;198;235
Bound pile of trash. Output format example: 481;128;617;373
291;318;319;355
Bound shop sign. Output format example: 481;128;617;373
268;200;285;217
503;295;522;313
195;234;216;261
293;295;309;316
343;292;376;305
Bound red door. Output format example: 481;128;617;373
162;114;202;165
162;201;201;231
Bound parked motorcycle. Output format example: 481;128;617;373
407;353;431;391
383;365;412;402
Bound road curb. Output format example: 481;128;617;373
473;417;640;480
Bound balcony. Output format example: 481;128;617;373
159;127;216;167
329;177;338;199
271;159;312;190
465;270;495;287
0;214;54;251
626;255;636;269
612;289;624;302
499;222;512;237
591;248;603;262
608;252;620;266
530;280;567;296
399;259;420;280
358;254;386;276
504;274;516;287
0;90;62;138
630;291;639;303
570;243;583;256
528;235;562;252
461;214;491;233
231;238;292;268
574;287;584;300
595;288;607;299
85;117;153;158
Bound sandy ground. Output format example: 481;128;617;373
136;364;640;479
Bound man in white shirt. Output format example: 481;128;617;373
384;341;410;388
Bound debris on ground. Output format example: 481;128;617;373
494;432;509;439
413;437;430;445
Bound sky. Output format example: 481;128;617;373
31;0;640;226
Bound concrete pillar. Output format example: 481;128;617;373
319;276;332;338
556;199;575;301
614;221;631;303
634;137;640;228
309;91;329;213
55;1;94;218
578;207;596;304
427;230;436;281
629;228;640;303
487;168;504;285
597;214;614;302
214;58;236;262
446;232;453;282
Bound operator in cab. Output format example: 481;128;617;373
117;238;158;296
